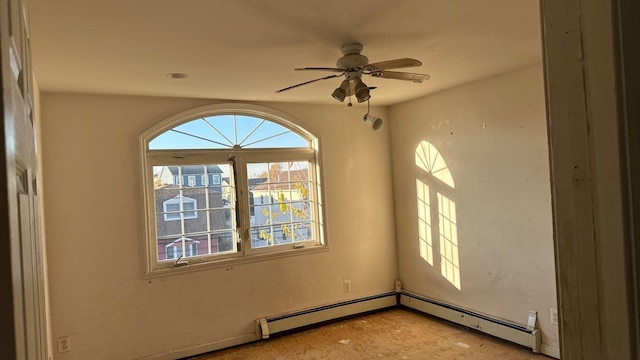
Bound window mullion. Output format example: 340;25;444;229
229;160;239;252
233;154;251;252
203;165;212;254
178;166;187;259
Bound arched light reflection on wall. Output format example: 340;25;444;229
415;140;461;290
415;141;455;188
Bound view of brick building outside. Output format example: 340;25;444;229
154;165;231;260
153;163;313;260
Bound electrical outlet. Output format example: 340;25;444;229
57;336;71;353
343;280;352;292
550;308;558;325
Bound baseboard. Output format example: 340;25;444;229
541;343;560;359
256;292;397;339
138;289;553;359
400;291;541;353
137;292;396;359
133;333;256;360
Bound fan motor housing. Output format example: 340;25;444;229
336;54;368;70
337;42;368;70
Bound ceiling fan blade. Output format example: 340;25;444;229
276;73;344;93
295;67;345;72
365;58;422;71
368;70;430;83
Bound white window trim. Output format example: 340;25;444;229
140;103;327;277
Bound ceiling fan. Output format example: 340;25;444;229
276;42;430;104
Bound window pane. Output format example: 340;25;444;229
248;161;314;249
212;209;234;231
292;221;312;241
214;231;235;253
270;204;292;225
290;201;311;220
154;163;237;261
183;211;208;234
276;224;294;244
251;226;273;248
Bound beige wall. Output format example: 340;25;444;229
389;64;558;351
41;65;559;359
40;94;397;360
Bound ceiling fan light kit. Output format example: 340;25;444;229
352;77;370;103
331;79;350;102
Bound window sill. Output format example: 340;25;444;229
143;244;330;279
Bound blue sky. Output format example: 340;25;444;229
149;115;308;150
151;115;311;180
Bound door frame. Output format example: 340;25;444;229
541;0;639;358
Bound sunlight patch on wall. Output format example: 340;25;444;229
438;193;461;290
416;179;433;265
415;140;461;290
415;141;455;188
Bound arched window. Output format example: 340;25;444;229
415;141;460;290
141;104;325;273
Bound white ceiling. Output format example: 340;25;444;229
28;0;542;106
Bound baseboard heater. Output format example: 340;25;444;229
256;292;397;339
400;291;541;353
255;290;540;354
